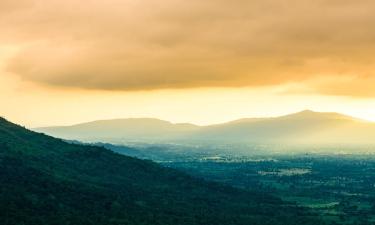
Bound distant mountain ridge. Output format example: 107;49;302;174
192;110;375;144
35;110;375;145
36;118;200;142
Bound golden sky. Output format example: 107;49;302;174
1;0;375;126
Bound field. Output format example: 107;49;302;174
160;153;375;224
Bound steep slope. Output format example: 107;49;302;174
0;117;318;225
35;118;200;143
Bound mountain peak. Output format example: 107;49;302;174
282;110;365;122
287;110;317;117
298;109;316;114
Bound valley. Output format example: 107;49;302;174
103;143;375;225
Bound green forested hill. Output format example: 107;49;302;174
0;117;319;225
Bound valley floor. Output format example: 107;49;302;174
162;154;375;225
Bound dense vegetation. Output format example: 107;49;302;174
101;141;375;224
164;155;375;225
0;117;320;225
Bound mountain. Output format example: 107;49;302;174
0;117;318;225
36;110;375;145
36;118;200;143
193;110;375;144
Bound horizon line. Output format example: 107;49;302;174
30;109;374;129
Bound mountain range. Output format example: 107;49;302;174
35;110;375;145
0;117;318;225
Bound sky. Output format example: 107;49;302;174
1;0;375;127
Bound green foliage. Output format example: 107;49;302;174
0;117;320;225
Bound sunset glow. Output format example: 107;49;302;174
1;0;375;127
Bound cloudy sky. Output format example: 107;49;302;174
1;0;375;127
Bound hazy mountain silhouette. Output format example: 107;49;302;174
35;110;375;145
194;110;375;144
36;118;200;142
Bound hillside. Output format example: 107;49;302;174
0;117;318;225
36;110;375;145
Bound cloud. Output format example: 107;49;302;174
1;0;375;95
